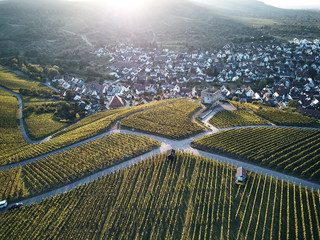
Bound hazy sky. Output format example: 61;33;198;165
62;0;320;9
260;0;320;9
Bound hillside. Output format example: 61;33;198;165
1;0;319;78
1;152;319;239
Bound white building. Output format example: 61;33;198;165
201;87;221;106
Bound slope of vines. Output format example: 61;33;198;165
230;101;319;127
209;110;270;128
121;100;203;139
0;133;159;202
0;99;178;166
192;127;320;181
0;90;29;158
0;152;319;239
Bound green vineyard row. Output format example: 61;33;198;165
0;94;178;165
0;152;319;239
230;101;319;127
0;133;159;202
121;100;203;139
209;110;270;128
192;127;320;180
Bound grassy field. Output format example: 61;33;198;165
209;110;271;128
192;127;320;181
0;152;319;239
0;133;159;202
0;67;51;93
121;100;204;139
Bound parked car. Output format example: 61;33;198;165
0;200;7;209
8;202;23;211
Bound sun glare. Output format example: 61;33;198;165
108;0;145;12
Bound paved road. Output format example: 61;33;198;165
1;94;320;211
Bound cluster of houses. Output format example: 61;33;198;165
51;38;320;118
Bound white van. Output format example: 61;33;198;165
0;200;7;208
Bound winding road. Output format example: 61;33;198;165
1;87;320;211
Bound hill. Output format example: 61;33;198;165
0;0;319;77
1;152;319;239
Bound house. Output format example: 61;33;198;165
201;87;221;106
109;95;126;108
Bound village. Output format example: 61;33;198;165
52;38;320;118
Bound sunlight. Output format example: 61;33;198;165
108;0;145;12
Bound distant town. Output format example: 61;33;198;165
52;38;320;118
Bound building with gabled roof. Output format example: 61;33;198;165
109;95;126;108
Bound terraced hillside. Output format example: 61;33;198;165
121;100;203;139
0;133;159;202
0;152;319;239
192;127;320;181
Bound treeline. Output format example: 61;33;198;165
19;88;58;98
23;102;85;121
6;57;61;81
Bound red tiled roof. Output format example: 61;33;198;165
109;95;126;108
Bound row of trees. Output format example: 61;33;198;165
7;57;61;81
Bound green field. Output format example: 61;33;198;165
192;127;320;181
0;152;319;239
121;100;203;139
0;133;159;202
0;67;51;93
209;110;271;128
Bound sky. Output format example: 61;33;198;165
260;0;320;9
51;0;320;10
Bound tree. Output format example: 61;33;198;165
65;89;74;101
46;67;60;80
307;68;317;79
205;67;214;77
288;99;299;109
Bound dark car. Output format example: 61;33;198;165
8;203;23;211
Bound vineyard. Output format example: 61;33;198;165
230;100;319;127
0;90;29;160
24;113;69;140
192;127;320;180
209;110;270;128
255;108;319;126
0;133;159;202
0;98;179;165
0;66;51;93
0;152;319;239
121;100;203;139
